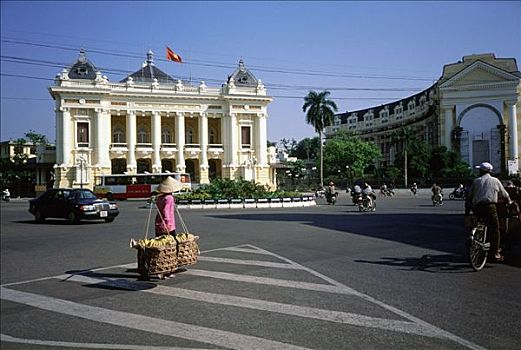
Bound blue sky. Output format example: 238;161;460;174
1;1;520;144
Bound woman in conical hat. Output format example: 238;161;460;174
154;176;183;237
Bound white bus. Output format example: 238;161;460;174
93;173;191;200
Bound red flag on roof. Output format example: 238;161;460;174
166;46;182;63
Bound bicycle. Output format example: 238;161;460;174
467;201;520;271
467;216;489;271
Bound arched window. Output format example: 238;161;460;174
161;129;172;143
137;128;150;143
112;128;125;143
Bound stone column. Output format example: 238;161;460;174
507;101;518;163
256;113;268;166
126;111;137;173
229;113;238;166
199;112;209;183
95;108;111;168
443;106;453;149
152;111;162;173
55;106;63;165
61;107;72;166
175;112;186;172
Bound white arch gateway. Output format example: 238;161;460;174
439;54;520;174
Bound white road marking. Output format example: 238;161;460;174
0;334;213;350
197;256;302;269
58;274;443;339
0;287;311;350
184;269;355;295
1;244;487;350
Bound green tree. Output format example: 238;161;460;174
25;129;48;145
292;137;320;160
322;131;380;182
302;90;338;187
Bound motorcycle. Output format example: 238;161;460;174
358;193;376;212
380;188;395;197
449;188;466;200
315;188;325;199
326;191;338;205
432;193;443;207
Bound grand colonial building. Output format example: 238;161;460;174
326;53;520;175
49;50;274;189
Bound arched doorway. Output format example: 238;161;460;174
161;159;175;173
458;104;503;170
208;159;222;181
137;159;151;173
111;159;127;174
185;159;199;183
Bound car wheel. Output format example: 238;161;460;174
106;193;114;201
104;218;115;223
35;210;45;223
67;211;79;224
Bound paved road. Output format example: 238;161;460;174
1;193;520;349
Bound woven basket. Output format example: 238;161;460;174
177;235;200;267
137;244;178;278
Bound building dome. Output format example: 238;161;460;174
121;50;176;84
68;49;98;80
227;59;258;87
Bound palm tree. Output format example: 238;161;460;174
302;91;338;188
391;127;414;188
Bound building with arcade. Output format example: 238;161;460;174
326;53;520;175
49;50;274;189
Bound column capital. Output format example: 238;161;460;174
505;100;518;107
176;112;185;118
59;106;70;113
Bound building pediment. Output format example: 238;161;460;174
439;60;520;89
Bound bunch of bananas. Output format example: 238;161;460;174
175;233;195;242
131;234;175;249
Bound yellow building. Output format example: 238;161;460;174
49;50;274;189
326;53;520;175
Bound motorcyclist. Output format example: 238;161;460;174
362;182;376;200
351;184;362;205
326;182;337;204
410;182;418;195
2;188;10;202
431;183;443;205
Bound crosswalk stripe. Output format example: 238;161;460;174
1;333;213;350
0;287;311;350
184;269;355;294
197;256;302;269
57;274;443;339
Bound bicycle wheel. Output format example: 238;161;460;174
469;224;489;271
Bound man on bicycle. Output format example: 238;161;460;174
465;162;511;262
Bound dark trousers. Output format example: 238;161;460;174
474;203;500;253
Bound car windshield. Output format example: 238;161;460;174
71;190;98;200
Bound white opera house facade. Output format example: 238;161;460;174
326;53;520;175
49;50;274;189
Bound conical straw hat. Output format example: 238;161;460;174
157;176;183;193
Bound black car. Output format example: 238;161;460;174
29;188;119;224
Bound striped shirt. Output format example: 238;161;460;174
469;173;510;206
